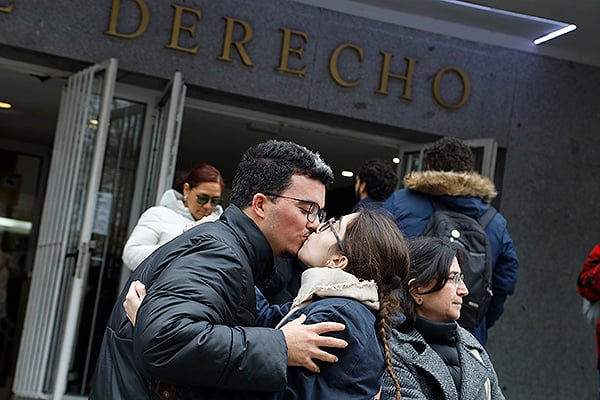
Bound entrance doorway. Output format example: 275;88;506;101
0;56;503;399
1;59;185;399
0;142;49;399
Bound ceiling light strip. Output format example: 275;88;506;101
533;24;578;45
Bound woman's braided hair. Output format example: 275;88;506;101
343;209;410;400
378;277;404;399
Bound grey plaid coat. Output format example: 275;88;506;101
381;324;505;400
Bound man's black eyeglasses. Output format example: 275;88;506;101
263;193;326;223
196;194;222;207
318;217;344;251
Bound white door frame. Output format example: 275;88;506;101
397;138;498;180
51;58;119;400
13;58;118;399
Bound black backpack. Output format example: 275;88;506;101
422;199;498;330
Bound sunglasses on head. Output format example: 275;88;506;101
196;194;222;207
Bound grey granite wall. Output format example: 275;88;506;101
2;0;600;398
487;56;600;399
0;0;516;143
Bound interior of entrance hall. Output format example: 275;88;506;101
0;64;407;202
0;61;408;396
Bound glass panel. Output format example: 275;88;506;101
0;150;45;390
471;147;484;172
14;60;119;399
66;98;146;395
403;150;425;176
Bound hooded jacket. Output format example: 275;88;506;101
380;322;505;400
91;205;287;400
256;267;384;400
122;189;223;271
383;171;519;344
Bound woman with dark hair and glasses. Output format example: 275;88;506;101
122;162;224;271
381;236;505;400
124;209;410;399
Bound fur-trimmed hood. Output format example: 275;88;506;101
404;171;497;203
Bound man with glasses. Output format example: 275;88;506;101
92;140;347;400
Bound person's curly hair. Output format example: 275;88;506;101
357;158;398;201
425;137;474;172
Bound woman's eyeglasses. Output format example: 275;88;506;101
318;217;344;251
447;272;465;288
263;193;326;223
196;194;222;207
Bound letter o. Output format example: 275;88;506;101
432;66;471;110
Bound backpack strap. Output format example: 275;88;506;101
477;206;497;229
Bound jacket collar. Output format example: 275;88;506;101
220;205;274;283
159;189;194;219
403;171;497;203
275;268;379;328
391;325;488;400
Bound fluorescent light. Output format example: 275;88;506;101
341;170;354;178
438;0;577;45
0;101;12;109
534;24;577;45
0;217;32;235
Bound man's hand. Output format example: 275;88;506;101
280;314;347;373
123;280;146;326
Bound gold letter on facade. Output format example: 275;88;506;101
432;66;471;109
0;2;15;13
166;5;201;54
276;28;308;76
218;17;254;67
104;0;149;39
376;52;417;101
329;43;363;88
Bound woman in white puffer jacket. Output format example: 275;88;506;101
122;162;224;271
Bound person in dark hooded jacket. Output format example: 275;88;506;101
90;140;348;400
383;137;518;345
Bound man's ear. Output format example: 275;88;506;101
250;193;268;219
358;180;367;195
326;254;349;269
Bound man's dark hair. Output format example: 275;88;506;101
230;140;334;207
357;158;398;201
425;137;474;173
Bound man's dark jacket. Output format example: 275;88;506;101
90;205;287;399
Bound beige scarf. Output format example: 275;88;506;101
275;267;379;329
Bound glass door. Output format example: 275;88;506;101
141;71;186;209
13;58;119;399
12;61;187;399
